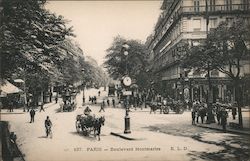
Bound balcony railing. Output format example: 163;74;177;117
180;4;250;14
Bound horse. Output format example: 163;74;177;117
93;116;105;141
148;102;163;114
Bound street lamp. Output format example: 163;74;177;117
122;43;131;134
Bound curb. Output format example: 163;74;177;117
110;132;145;140
196;124;250;136
110;132;136;140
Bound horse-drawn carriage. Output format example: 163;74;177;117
75;114;105;140
108;84;116;96
147;100;185;114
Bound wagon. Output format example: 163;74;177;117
75;114;96;135
61;88;77;112
108;84;116;96
147;101;184;114
75;114;105;137
165;101;185;114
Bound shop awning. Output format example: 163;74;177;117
0;80;23;95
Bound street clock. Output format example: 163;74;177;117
123;76;132;86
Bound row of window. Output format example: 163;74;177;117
193;0;249;12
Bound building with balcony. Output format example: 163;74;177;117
146;0;250;104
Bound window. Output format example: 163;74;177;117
193;19;201;31
209;0;216;11
194;0;200;12
226;17;234;25
242;0;249;10
225;0;232;10
209;18;218;29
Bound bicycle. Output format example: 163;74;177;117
46;126;53;138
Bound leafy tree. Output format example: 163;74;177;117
104;36;149;90
182;19;250;127
207;19;250;128
0;0;74;79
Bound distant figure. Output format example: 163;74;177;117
30;108;36;123
191;109;196;125
232;107;237;120
0;101;2;112
94;96;97;104
40;102;45;112
99;101;105;112
55;97;58;104
49;92;52;102
9;101;14;112
102;100;105;107
221;108;228;132
98;91;101;96
84;106;92;115
82;95;85;104
112;98;115;108
107;99;110;106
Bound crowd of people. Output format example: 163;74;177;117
191;100;236;131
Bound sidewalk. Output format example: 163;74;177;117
0;102;56;115
196;123;250;135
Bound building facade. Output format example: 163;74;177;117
146;0;250;105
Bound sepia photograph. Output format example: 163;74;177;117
0;0;250;161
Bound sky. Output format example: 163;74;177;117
46;1;162;65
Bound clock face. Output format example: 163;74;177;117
123;76;132;86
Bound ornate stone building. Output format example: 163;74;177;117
146;0;250;104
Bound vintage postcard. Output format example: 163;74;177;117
0;0;250;161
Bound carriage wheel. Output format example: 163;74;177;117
76;121;81;133
163;107;169;114
82;126;88;136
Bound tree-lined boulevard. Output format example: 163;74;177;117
1;88;250;161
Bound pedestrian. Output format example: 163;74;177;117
98;91;101;96
82;95;85;104
49;92;52;102
112;98;115;108
0;100;2;112
55;97;58;104
216;105;222;125
107;99;110;106
221;108;228;132
30;108;36;123
99;101;105;112
40;102;45;112
191;109;196;125
9;100;14;112
232;107;237;120
94;96;97;104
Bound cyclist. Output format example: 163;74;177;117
45;116;52;138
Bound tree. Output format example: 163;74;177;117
182;19;250;128
104;36;149;90
0;0;74;79
207;19;250;128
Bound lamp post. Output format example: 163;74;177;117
122;43;131;134
81;68;85;105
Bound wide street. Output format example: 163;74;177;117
1;88;250;161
